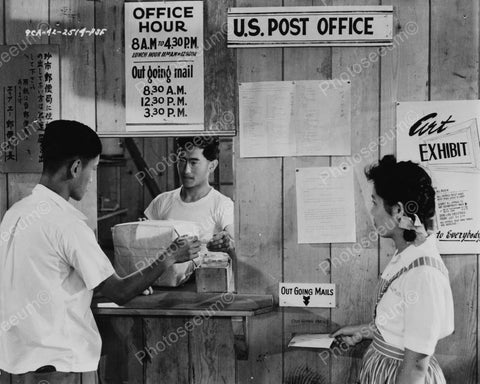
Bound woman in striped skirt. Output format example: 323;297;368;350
331;155;454;384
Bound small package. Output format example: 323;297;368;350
195;251;234;293
112;220;200;287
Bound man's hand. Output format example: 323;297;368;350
207;231;234;252
166;235;201;263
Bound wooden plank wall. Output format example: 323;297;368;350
1;0;479;383
282;1;332;383
1;1;98;229
430;2;478;383
235;1;480;384
3;1;47;212
235;1;284;383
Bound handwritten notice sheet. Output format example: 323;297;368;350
295;166;356;244
397;100;480;254
0;45;59;173
288;334;335;349
239;80;351;158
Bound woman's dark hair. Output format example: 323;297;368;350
365;155;435;242
176;136;219;161
41;120;102;173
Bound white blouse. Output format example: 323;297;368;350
375;235;454;355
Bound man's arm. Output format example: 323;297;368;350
96;236;200;305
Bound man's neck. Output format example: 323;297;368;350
180;183;211;203
39;174;70;201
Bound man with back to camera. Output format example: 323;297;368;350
144;136;235;254
0;120;200;383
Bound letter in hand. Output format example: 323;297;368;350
168;235;201;263
330;325;364;347
207;231;234;252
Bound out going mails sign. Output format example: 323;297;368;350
279;283;336;308
228;6;393;48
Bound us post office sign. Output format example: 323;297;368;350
228;6;393;48
279;283;336;308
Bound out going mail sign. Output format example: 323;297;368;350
279;283;336;308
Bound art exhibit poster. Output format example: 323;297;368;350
397;100;480;254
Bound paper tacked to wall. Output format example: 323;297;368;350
239;80;351;158
295;166;356;244
0;45;59;173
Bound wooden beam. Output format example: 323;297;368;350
330;0;381;380
124;137;162;199
281;1;332;382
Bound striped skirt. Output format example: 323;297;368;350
358;330;446;384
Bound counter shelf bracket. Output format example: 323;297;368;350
231;316;249;360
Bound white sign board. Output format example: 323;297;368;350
397;100;480;254
279;283;336;308
125;2;204;132
228;6;393;48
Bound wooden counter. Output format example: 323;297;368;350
93;290;274;384
92;291;273;317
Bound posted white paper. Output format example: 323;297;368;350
288;334;335;349
295;167;356;244
239;80;351;157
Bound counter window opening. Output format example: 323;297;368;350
96;136;235;291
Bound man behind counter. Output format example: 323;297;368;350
0;120;199;383
144;136;234;254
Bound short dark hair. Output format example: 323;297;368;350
365;155;436;242
176;136;219;161
41;120;102;173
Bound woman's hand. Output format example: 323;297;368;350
330;323;373;346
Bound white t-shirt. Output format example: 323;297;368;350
375;235;454;355
144;187;233;243
0;184;115;374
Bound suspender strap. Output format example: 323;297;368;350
373;256;448;320
388;256;448;284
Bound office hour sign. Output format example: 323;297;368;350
228;6;393;48
125;1;204;132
